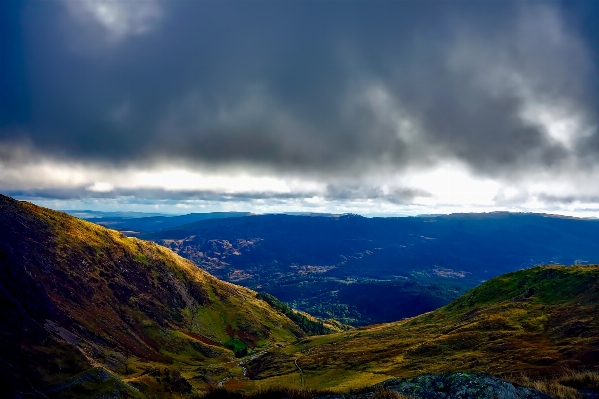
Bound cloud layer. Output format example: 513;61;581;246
2;0;599;214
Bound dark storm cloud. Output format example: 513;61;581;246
2;0;599;178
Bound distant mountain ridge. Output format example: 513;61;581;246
70;211;253;234
63;210;173;219
137;212;599;325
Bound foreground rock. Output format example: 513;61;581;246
380;373;553;399
318;373;553;399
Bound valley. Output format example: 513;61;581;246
84;212;599;325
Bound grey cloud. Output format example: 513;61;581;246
2;0;598;181
325;184;431;204
6;187;314;202
491;191;599;208
5;182;430;204
388;3;595;177
537;193;599;205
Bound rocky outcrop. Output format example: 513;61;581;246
317;373;553;399
380;373;553;399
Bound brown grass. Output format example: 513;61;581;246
199;386;335;399
560;369;599;390
248;265;599;390
517;376;582;399
514;369;599;399
371;385;414;399
200;385;417;399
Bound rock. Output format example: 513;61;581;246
379;372;554;399
315;373;554;399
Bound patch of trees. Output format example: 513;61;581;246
256;292;331;336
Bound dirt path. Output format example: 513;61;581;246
294;358;304;387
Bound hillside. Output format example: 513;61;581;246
3;195;599;397
244;265;599;390
138;213;599;325
0;195;309;398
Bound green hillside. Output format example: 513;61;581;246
246;265;599;390
0;195;308;398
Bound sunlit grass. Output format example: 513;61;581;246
245;265;599;390
513;370;599;399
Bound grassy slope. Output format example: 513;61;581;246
3;195;598;396
245;265;599;391
0;195;306;397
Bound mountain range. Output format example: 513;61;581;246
127;212;599;325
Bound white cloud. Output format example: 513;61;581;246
61;0;162;42
400;162;500;207
87;182;115;192
5;147;599;217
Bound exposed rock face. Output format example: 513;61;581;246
379;373;553;399
317;373;554;399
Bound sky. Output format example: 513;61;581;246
2;0;599;216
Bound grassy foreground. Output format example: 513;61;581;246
201;369;599;399
514;369;599;399
245;265;599;391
